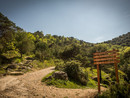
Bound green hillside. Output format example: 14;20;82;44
104;32;130;46
0;12;130;97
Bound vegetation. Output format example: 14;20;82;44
98;82;130;98
64;60;88;85
0;12;130;97
104;32;130;46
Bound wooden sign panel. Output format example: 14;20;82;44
93;49;120;93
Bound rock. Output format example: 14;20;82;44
18;66;26;70
6;64;17;70
25;60;31;64
9;72;24;75
27;67;31;69
28;65;33;68
19;63;23;66
46;76;53;80
26;57;34;60
52;71;68;80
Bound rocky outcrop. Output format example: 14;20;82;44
46;71;68;80
52;71;68;80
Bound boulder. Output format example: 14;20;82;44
6;64;17;70
5;64;17;72
46;76;53;80
52;71;68;80
18;66;26;70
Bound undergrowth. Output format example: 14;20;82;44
42;71;97;89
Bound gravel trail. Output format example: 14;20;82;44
0;67;104;98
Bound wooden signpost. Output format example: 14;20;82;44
93;49;120;93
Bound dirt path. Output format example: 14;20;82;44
0;67;105;98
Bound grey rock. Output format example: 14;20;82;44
52;71;68;80
18;66;26;69
6;64;17;70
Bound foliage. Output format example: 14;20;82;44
33;31;44;38
43;78;87;89
55;59;65;71
0;13;130;96
15;31;35;57
64;60;88;85
31;59;55;69
98;82;130;98
42;71;87;89
104;32;130;46
61;45;80;60
123;47;130;63
2;50;20;59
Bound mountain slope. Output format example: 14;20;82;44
0;12;23;37
104;32;130;46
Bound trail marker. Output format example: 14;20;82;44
93;49;120;93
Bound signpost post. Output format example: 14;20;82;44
93;49;120;93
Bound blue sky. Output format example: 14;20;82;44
0;0;130;43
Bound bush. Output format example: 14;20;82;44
42;71;87;89
98;82;130;98
120;63;130;82
55;59;65;71
64;60;88;85
35;50;43;61
13;58;23;63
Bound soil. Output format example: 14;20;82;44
0;67;106;98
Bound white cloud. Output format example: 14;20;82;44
94;36;105;43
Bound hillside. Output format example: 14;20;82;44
0;12;130;98
0;12;23;37
104;32;130;46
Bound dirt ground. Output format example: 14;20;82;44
0;67;106;98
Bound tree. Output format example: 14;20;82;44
35;41;49;61
15;31;35;58
34;31;44;38
61;45;80;60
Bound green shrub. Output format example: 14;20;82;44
120;63;130;82
35;50;43;61
32;59;55;69
0;68;6;74
55;59;65;71
87;79;97;88
2;50;20;59
42;71;87;89
31;60;44;69
64;60;88;85
45;78;86;89
13;58;23;63
98;82;130;98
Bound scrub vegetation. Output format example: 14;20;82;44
0;12;130;97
